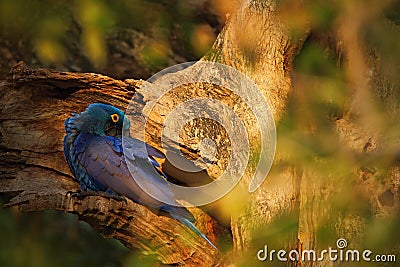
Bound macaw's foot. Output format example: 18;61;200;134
66;189;86;199
66;190;127;203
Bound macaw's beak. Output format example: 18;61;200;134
104;116;131;137
105;125;120;136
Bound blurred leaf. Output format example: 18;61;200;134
76;0;113;67
0;201;130;267
191;24;216;57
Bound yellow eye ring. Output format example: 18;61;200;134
110;114;119;123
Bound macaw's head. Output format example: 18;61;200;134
71;103;130;136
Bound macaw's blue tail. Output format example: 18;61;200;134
176;217;218;250
160;204;217;250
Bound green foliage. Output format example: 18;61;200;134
269;0;400;264
0;199;158;267
0;0;216;69
0;205;118;267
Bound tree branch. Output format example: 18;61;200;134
0;62;222;266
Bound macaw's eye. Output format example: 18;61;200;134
110;114;119;123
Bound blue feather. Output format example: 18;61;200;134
179;218;218;250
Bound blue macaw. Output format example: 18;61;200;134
63;103;216;249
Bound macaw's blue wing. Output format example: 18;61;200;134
73;133;217;249
73;132;194;221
